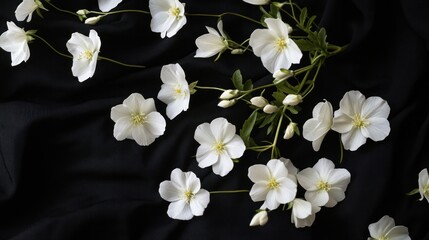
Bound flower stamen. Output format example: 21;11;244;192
79;50;94;60
131;113;147;125
276;38;287;50
170;7;181;18
317;181;330;191
352;113;368;129
183;190;194;204
267;177;280;190
213;141;225;154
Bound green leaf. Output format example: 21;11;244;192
272;91;286;105
259;112;277;129
240;110;258;146
294;39;316;52
232;69;244;90
299;7;308;27
243;79;253;91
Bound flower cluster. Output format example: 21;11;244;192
1;0;417;237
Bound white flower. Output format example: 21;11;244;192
157;63;190;120
283;122;297;140
368;215;411;240
110;93;166;146
66;30;101;82
250;96;268;108
98;0;122;12
15;0;45;22
291;198;321;228
0;22;31;66
282;94;302;106
243;0;270;5
249;210;268;226
418;168;429;203
249;18;302;73
195;20;228;58
149;0;187;38
331;90;391;151
248;159;297;210
297;158;351;207
159;168;210;220
303;100;333;151
194;117;246;176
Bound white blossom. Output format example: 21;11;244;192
418;168;429;203
243;0;270;5
15;0;45;22
66;30;101;82
84;16;102;25
157;63;190;120
159;168;210;220
263;104;278;114
249;210;268;226
303;100;333;151
149;0;187;38
195;20;228;58
110;93;166;146
368;215;411;240
331;90;391;151
217;99;236;108
248;159;297;210
98;0;122;12
194;117;246;176
297;158;351;207
0;22;31;66
291;198;320;228
249;18;302;73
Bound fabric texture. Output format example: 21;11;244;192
0;0;428;239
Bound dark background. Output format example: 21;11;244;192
0;0;428;239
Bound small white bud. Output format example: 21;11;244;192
263;104;278;114
219;89;239;100
231;49;245;55
76;9;89;16
218;99;236;108
85;16;102;25
273;69;293;84
282;94;302;106
249;210;268;226
250;96;268;108
283;122;297;140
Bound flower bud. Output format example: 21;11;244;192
273;69;293;84
219;89;239;100
282;94;302;106
249;210;268;226
85;16;102;25
263;104;278;114
218;99;236;108
250;96;268;108
76;9;89;16
284;122;297;140
231;49;245;55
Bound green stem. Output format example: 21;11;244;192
186;12;261;25
31;33;72;59
89;9;150;15
339;133;344;163
43;0;79;17
271;106;287;159
97;56;145;68
210;190;249;194
194;85;226;92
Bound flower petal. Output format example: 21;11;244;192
368;215;395;239
194;122;216;145
190;189;210;216
211;152;233;176
341;128;367;151
297;168;319;191
98;0;122;12
224;135;245;159
167;200;194;220
362;117;390;141
248;165;270;183
159;180;182;202
113;117;133;141
305;190;329;207
249;182;269;202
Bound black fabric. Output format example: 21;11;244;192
0;0;428;239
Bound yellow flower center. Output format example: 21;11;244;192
214;142;225;154
174;85;186;97
352;114;369;129
267;178;280;190
80;50;94;60
379;235;388;240
170;7;181;18
276;38;287;50
317;181;330;191
183;190;194;204
131;113;147;125
424;185;429;197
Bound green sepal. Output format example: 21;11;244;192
406;188;420;196
189;81;198;94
